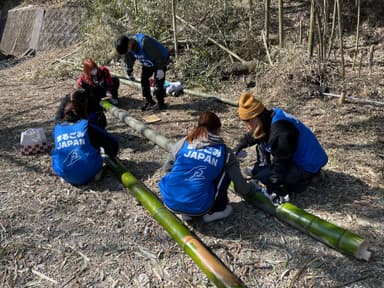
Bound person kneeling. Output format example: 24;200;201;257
159;111;260;222
51;89;119;186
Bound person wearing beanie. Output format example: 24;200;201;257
159;111;264;222
234;92;328;202
115;34;169;111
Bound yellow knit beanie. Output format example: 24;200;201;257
238;92;265;120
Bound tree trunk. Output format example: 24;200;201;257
336;0;345;80
308;0;315;57
171;0;178;60
264;0;270;45
352;0;361;70
327;0;337;59
278;0;284;48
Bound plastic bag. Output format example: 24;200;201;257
20;128;49;155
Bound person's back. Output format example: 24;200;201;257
159;111;260;222
159;135;227;215
51;89;118;185
52;118;103;185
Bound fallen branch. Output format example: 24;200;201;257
176;15;246;63
31;268;58;285
322;92;384;106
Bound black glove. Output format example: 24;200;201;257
268;175;288;197
234;133;254;155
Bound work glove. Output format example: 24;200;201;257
236;150;247;159
155;69;165;80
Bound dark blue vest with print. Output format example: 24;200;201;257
129;33;169;67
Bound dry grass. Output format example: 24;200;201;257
0;43;383;288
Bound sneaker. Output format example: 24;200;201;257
181;214;192;221
202;205;233;223
109;98;118;105
141;101;156;111
152;103;167;111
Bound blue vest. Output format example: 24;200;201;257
129;34;169;67
51;119;103;185
159;141;226;215
271;108;328;173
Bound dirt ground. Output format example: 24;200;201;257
0;45;383;288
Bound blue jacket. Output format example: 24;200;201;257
51;119;103;185
159;139;226;215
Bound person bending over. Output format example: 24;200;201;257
115;34;169;111
159;111;261;222
234;92;328;202
51;89;119;186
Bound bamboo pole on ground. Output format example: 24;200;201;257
322;92;384;106
117;76;239;106
101;101;372;261
106;156;246;288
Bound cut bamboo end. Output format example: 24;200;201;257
354;240;372;261
338;92;346;105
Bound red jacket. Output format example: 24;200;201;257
77;66;114;93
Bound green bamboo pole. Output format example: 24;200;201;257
106;157;245;288
116;76;239;107
102;101;371;261
276;203;371;261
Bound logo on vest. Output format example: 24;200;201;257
184;166;207;181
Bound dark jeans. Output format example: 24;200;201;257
89;111;107;130
141;66;166;105
252;164;315;194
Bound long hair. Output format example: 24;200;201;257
63;89;88;122
82;58;98;84
186;111;221;143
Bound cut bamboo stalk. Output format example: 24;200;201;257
106;156;246;288
261;30;273;66
101;101;372;261
276;203;371;261
171;0;178;60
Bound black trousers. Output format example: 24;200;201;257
111;76;120;100
141;66;166;105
